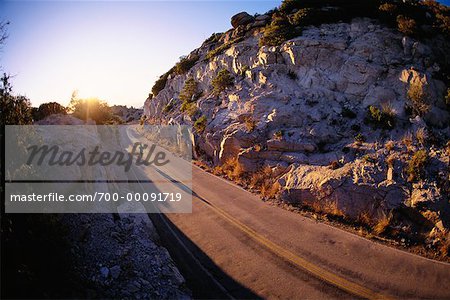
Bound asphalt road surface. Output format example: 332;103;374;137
125;126;450;299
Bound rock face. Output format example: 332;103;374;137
144;18;449;227
231;12;255;28
110;105;143;123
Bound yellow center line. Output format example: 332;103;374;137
199;197;393;300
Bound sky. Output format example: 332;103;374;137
1;1;449;108
0;1;280;108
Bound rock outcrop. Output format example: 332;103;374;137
231;12;254;28
144;16;449;232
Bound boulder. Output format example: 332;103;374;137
231;12;254;28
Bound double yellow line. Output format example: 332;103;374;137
199;197;392;300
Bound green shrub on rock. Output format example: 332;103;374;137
212;69;234;96
194;115;207;133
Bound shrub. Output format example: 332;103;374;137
180;101;198;118
0;74;33;125
379;3;397;14
373;210;393;235
436;13;450;35
290;8;314;26
249;166;280;199
397;15;417;35
406;149;428;182
202;32;223;45
385;140;395;151
212;69;234;96
33;102;67;121
402;131;413;148
415;127;428;145
259;20;298;47
174;54;199;75
179;77;201;103
194;115;207;133
407;82;431;117
366;104;396;129
69;97;114;124
152;73;170;97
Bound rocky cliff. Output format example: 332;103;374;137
144;3;450;252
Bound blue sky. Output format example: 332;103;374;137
0;1;280;108
1;0;449;108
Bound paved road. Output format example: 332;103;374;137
126;127;450;299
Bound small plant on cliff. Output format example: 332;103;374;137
212;69;234;96
180;78;201;118
152;72;170;97
366;104;396;129
259;12;299;47
397;15;417;36
407;82;431;117
194;115;207;133
174;54;199;75
373;210;393;235
179;77;201;103
406;149;428;182
289;8;314;26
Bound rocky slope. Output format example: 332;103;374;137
144;6;449;255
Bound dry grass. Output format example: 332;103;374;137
373;210;393;235
249;166;280;199
386;154;396;168
402;131;413;149
415;127;428;146
385;140;395;152
357;211;373;226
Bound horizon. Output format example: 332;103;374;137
0;1;280;108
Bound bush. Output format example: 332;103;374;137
366;104;396;129
174;54;199;75
407;82;431;116
0;74;32;125
179;77;201;103
194;115;207;133
290;8;314;26
406;149;428;182
212;69;234;96
397;15;417;35
69;97;114;124
152;73;170;97
202;33;223;45
33;102;67;121
259;15;299;47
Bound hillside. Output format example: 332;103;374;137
143;0;450;258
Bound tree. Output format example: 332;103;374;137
33;102;67;121
68;96;114;125
0;74;32;125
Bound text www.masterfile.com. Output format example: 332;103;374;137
9;192;183;202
